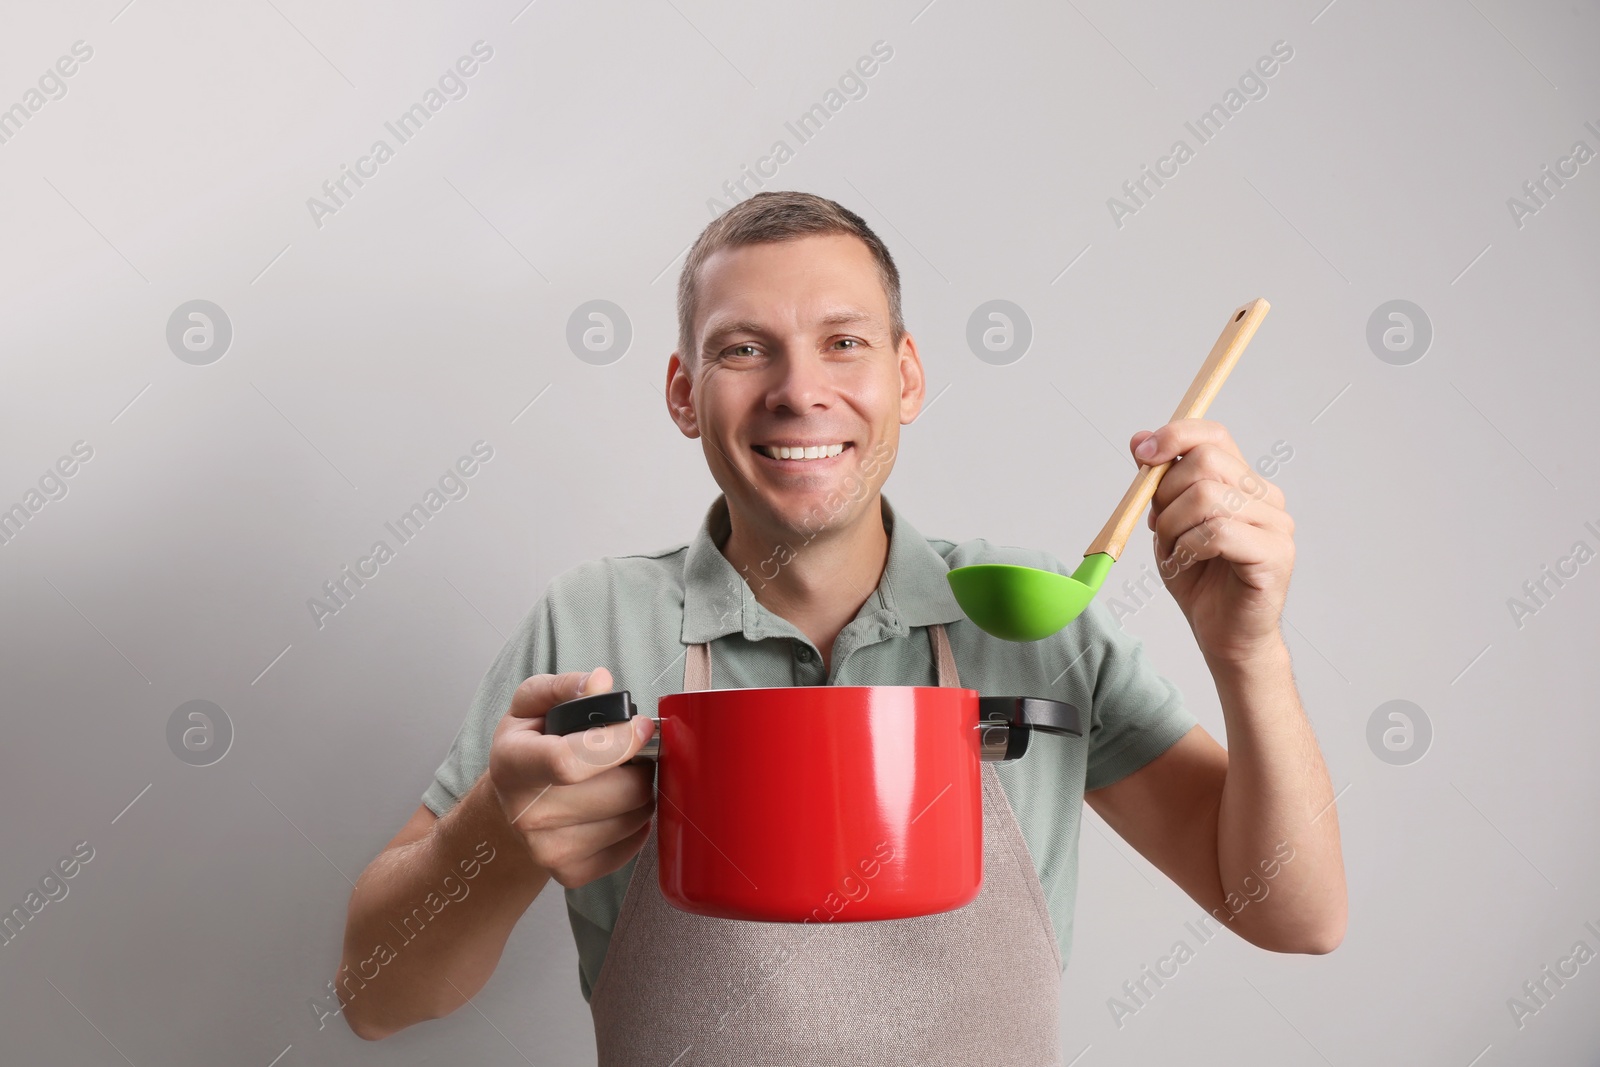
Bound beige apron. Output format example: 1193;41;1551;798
588;624;1063;1066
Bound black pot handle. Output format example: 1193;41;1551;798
544;690;1079;764
543;690;658;763
978;696;1084;761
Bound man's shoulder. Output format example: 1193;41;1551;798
544;538;692;600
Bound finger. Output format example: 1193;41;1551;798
547;817;654;889
1152;438;1248;511
1147;441;1257;514
1154;493;1291;565
497;714;655;789
1153;485;1291;564
1132;418;1237;467
1134;420;1254;511
532;801;654;881
1151;473;1285;537
506;763;657;833
1157;514;1288;578
507;667;615;721
1131;428;1158;462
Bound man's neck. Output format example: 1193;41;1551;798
718;495;890;670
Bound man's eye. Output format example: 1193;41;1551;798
834;338;861;350
726;344;759;358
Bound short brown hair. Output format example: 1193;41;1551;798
676;190;905;368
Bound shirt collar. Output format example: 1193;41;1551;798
680;492;967;644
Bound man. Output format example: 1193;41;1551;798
335;191;1346;1061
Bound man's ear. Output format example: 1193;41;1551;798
897;333;927;425
666;353;700;438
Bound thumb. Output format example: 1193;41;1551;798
569;666;613;700
562;668;650;770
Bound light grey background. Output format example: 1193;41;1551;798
2;0;1597;1064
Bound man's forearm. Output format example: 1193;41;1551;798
337;774;548;1040
1208;639;1346;953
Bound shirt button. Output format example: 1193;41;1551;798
796;645;813;662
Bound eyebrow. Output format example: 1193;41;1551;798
701;309;879;351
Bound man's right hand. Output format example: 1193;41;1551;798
488;668;656;889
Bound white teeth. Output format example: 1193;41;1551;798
759;443;846;461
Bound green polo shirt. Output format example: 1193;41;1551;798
422;493;1198;1002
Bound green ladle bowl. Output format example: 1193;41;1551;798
947;555;1116;643
947;298;1270;642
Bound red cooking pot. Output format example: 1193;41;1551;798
544;686;1081;922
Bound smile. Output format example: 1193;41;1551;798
753;442;850;462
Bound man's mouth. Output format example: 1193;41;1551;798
752;442;851;462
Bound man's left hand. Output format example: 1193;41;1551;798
1130;418;1294;666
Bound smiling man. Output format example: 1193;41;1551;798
335;191;1347;1063
669;219;927;676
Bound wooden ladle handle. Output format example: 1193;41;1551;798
1083;298;1270;561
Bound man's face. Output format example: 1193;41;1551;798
666;233;925;542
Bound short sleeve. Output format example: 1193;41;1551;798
1060;586;1199;794
421;592;557;817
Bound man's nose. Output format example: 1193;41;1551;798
766;350;832;413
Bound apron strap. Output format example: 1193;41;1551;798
929;622;961;689
685;641;712;691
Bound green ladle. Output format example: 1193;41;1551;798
948;298;1271;642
